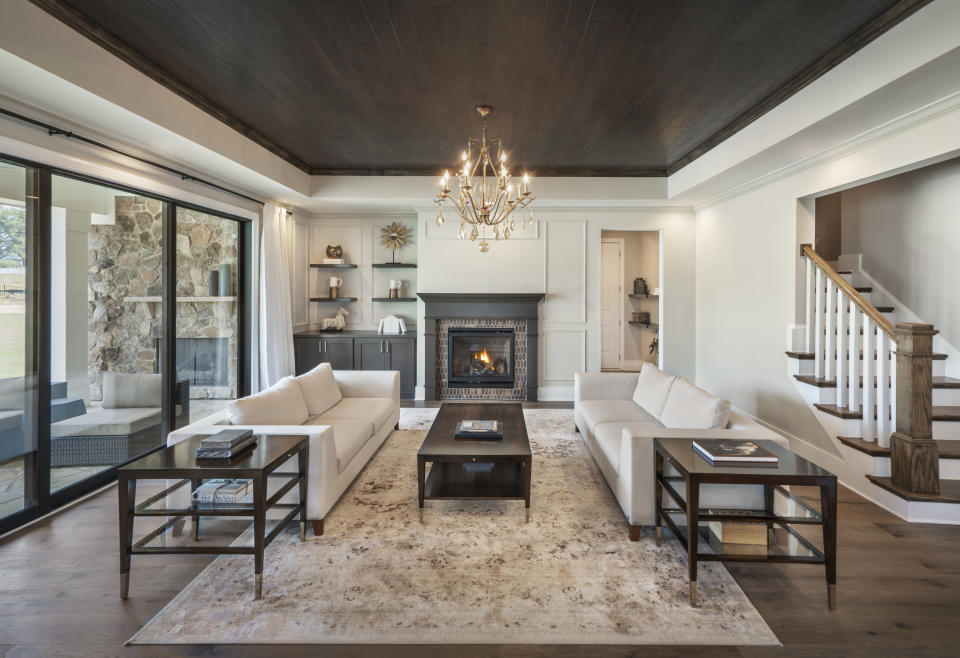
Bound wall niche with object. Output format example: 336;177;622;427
603;229;661;370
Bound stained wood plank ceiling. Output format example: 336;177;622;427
41;0;927;176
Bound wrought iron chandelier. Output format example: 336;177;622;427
434;105;535;253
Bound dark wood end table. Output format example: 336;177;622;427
417;403;532;522
118;434;308;601
653;437;838;610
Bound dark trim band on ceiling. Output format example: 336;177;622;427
0;106;266;207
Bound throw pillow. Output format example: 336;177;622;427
294;362;343;416
659;378;732;429
101;373;162;409
631;362;677;419
227;375;309;425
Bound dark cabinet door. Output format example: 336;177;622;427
354;337;389;371
323;336;354;370
294;337;322;375
386;337;416;399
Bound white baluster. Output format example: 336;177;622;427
862;315;876;443
877;332;891;447
825;280;836;382
836;289;848;408
805;258;815;353
848;302;861;413
814;269;825;379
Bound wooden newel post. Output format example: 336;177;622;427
890;322;940;494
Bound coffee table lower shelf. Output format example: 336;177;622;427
423;461;526;500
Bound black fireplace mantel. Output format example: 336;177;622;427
418;292;544;401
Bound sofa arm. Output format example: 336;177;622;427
574;371;639;402
334;370;400;403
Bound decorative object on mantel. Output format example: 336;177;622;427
378;315;406;335
388;279;403;299
434;105;536;253
324;245;343;265
653;287;661;296
218;264;232;296
633;277;649;296
321;307;350;331
380;222;409;263
328;276;343;299
207;270;219;296
632;311;650;324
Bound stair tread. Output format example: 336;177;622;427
794;375;960;389
866;475;960;504
814;403;960;421
838;436;960;459
786;351;947;360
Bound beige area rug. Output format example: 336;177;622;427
130;408;779;645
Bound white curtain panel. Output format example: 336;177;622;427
259;202;296;389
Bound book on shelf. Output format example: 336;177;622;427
692;439;778;466
455;420;503;440
708;521;768;546
191;479;252;504
322;258;345;264
195;435;256;459
199;429;253;449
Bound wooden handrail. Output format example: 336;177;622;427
801;244;895;338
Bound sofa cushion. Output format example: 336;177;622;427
660;378;731;429
304;417;374;472
631;363;677;419
295;363;342;416
578;400;660;435
102;373;162;409
315;397;395;431
228;376;309;426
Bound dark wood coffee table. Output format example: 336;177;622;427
654;437;838;610
117;434;308;601
417;403;532;522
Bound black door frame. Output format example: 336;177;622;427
0;152;255;536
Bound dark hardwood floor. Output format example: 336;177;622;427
1;406;958;656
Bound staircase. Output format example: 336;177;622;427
786;247;960;523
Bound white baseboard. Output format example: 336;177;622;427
414;386;426;401
538;385;574;401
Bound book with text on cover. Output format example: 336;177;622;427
692;439;778;466
455;420;503;440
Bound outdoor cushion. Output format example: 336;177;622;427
315;397;395;431
228;376;309;426
660;378;731;429
50;407;161;437
101;373;162;409
578;400;660;435
631;362;677;419
295;363;342;416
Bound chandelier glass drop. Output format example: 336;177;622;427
434;105;535;253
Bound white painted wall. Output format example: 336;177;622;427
840;157;960;349
695;82;960;465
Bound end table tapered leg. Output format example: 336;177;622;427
118;476;136;600
253;473;265;600
654;452;664;546
417;457;425;522
821;481;838;610
686;478;700;608
298;446;308;542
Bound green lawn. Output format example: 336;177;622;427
0;301;25;378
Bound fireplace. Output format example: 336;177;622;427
448;329;515;387
176;337;230;388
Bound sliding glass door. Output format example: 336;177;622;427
0;160;36;523
0;154;251;535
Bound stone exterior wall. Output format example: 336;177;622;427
87;197;238;400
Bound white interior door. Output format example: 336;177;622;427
600;240;624;369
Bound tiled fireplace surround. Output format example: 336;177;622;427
419;293;545;401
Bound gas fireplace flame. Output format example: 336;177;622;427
474;347;491;364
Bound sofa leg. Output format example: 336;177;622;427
629;524;643;541
312;519;324;536
395;422;399;430
574;425;579;433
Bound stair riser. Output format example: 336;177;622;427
800;386;960;407
934;421;960;440
844;453;960;479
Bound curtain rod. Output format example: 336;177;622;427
0;106;267;208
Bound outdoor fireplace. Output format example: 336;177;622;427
176;337;230;388
448;329;515;387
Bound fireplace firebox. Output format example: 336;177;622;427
448;329;515;387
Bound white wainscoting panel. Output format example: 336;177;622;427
543;220;586;323
541;328;586;384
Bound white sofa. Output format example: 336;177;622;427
574;364;788;539
167;366;400;535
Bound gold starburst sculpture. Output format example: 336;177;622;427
380;222;408;262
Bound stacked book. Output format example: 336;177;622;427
454;420;503;440
191;479;252;504
195;429;256;459
692;439;778;467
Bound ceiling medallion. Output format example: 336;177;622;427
435;105;535;253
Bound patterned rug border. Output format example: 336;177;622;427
129;408;780;646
